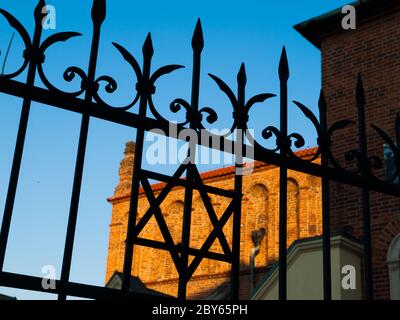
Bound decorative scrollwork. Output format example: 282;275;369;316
208;64;275;140
371;114;400;183
169;98;192;126
0;9;31;79
113;38;184;114
260;126;283;153
293;97;355;168
37;32;88;97
207;73;239;136
166;98;218;129
344;149;362;174
151;20;218;130
1;0;399;190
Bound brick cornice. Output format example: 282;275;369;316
107;147;318;204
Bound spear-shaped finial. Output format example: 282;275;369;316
318;89;327;119
356;73;365;106
91;0;106;26
192;18;204;53
279;46;289;82
237;62;247;87
142;32;154;58
318;90;328;151
34;0;47;25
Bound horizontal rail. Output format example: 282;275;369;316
0;271;171;300
1;79;400;197
141;169;236;198
135;237;232;263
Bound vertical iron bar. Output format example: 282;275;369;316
177;19;203;299
122;33;153;293
178;160;194;300
0;0;45;271
58;0;106;300
356;75;374;300
319;91;332;300
230;63;246;300
231;165;243;300
278;47;289;301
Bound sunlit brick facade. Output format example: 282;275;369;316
106;143;322;298
295;0;400;299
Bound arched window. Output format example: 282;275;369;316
165;200;184;244
287;179;300;247
246;184;269;267
387;233;400;300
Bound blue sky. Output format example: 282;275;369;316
0;0;351;299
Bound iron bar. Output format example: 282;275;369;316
58;0;106;300
192;166;232;257
177;19;203;299
140;173;183;273
0;0;45;271
356;75;374;300
142;168;236;198
1;78;400;197
278;47;289;301
135;238;231;263
133;164;188;237
0;1;398;302
319;91;332;300
122;33;153;292
230;63;246;300
0;271;160;300
186;201;236;280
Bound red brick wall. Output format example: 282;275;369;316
321;5;400;299
106;146;322;299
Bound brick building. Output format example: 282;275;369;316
106;143;322;298
106;0;400;300
295;0;400;299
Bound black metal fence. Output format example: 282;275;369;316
0;0;399;300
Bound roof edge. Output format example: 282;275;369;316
107;146;319;204
250;232;362;300
294;0;400;49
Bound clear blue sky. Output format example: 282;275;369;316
0;0;351;299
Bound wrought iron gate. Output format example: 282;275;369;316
0;0;399;300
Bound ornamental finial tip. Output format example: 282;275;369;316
279;46;289;81
192;18;204;53
142;32;154;57
91;0;106;25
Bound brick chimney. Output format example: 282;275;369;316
114;141;136;196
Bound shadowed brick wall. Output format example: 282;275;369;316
321;3;400;299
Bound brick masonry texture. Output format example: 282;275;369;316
105;144;322;299
321;4;400;299
105;5;400;300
